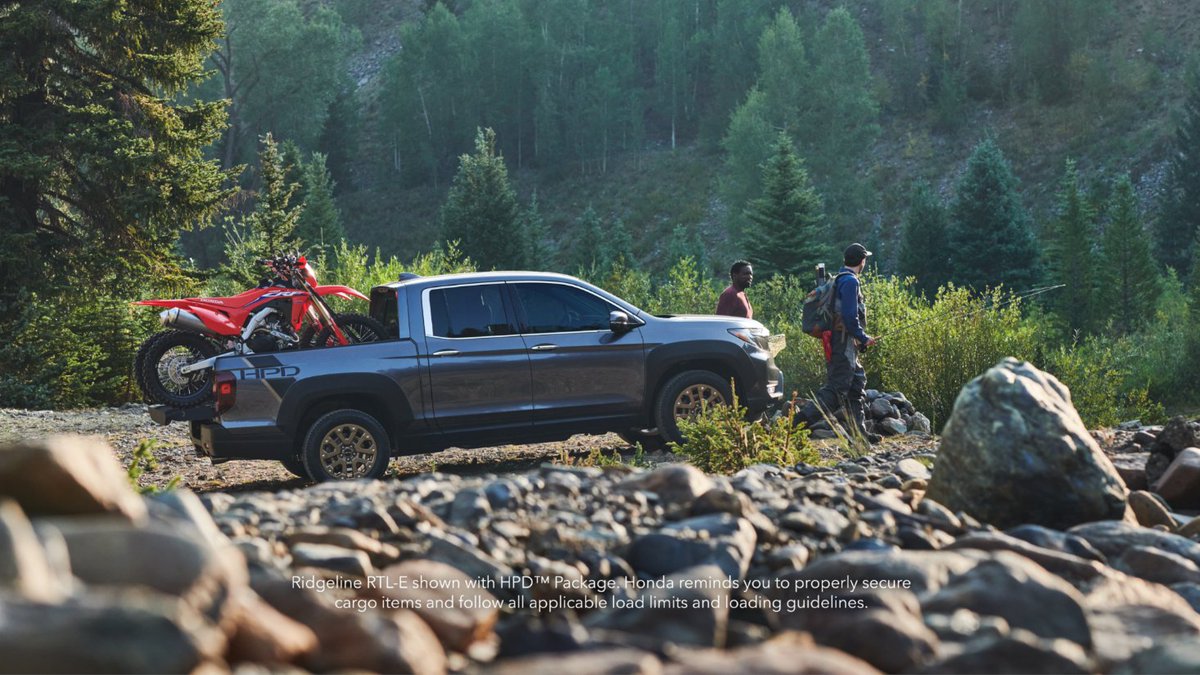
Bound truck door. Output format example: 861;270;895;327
510;281;645;426
422;283;533;433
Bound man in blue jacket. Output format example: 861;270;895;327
797;243;880;444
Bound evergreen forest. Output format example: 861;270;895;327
4;0;1200;427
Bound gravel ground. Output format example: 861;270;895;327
0;406;681;493
0;405;939;494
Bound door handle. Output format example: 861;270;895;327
529;344;557;351
432;349;460;357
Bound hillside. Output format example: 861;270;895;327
332;0;1200;277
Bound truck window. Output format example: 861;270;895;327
428;284;515;338
513;283;615;333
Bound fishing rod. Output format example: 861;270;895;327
874;283;1065;340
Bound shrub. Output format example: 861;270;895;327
868;279;1038;430
672;390;817;474
1042;335;1165;428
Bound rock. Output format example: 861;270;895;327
371;559;500;652
945;532;1107;585
488;648;661;675
51;518;246;630
484;480;518;510
627;514;756;580
878;417;908;436
1114;546;1200;586
1172;583;1200;614
449;489;492;526
285;526;398;565
690;488;750;518
0;435;147;521
910;412;932;434
291;543;372;578
1153;448;1200;509
1083;573;1200;666
1069;521;1200;567
769;588;938;672
226;589;318;665
1109;453;1149;491
780;549;984;595
920;555;1091;647
1005;524;1106;562
0;499;65;602
425;530;514;586
252;575;446;674
1155;416;1200;454
869;398;894;419
583;564;730;648
895;458;932;481
1113;639;1200;674
1133;430;1158;446
1128;490;1176;529
779;504;850;537
1178;516;1200;539
618;464;713;506
665;632;882;674
927;359;1128;530
0;593;223;673
919;628;1091;674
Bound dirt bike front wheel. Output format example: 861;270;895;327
141;330;220;407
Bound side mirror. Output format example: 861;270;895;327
609;310;639;333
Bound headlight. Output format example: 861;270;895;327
728;326;770;347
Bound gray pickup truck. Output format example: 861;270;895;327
165;272;784;482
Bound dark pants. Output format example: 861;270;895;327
798;331;867;433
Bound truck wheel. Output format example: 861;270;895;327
301;409;391;482
654;370;733;445
279;454;310;480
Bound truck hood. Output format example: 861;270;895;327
652;314;767;330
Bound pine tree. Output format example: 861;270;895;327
440;128;522;270
898;181;951;297
295;153;346;258
247;134;303;256
744;134;830;278
220;134;304;286
569;207;606;275
947;138;1040;291
1158;69;1200;280
1099;174;1161;334
519;191;554;271
0;0;230;311
1045;160;1099;333
603;219;634;270
667;224;707;272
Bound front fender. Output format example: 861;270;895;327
314;285;369;301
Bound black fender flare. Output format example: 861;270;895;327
643;340;755;407
277;373;413;443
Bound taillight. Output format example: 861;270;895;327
214;372;236;414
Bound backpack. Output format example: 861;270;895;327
800;271;851;338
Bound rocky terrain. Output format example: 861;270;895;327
3;358;1200;673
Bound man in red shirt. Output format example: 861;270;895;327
715;260;753;318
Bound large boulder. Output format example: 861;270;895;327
926;359;1128;529
0;435;146;521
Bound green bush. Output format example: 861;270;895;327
1042;335;1165;428
868;279;1038;430
672;390;817;474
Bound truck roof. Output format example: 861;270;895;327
376;271;591;291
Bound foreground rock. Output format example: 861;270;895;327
928;359;1128;530
4;412;1198;673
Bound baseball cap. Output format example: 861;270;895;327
843;243;873;265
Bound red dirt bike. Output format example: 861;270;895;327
133;253;385;407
